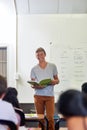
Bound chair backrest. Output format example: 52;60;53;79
0;119;17;130
14;108;25;126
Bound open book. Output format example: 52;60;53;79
27;78;51;86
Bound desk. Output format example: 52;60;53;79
60;128;68;130
19;127;68;130
19;126;41;130
25;114;45;130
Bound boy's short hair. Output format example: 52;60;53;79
36;47;46;55
0;75;7;96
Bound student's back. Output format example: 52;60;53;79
0;100;18;130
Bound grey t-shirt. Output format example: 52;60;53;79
30;63;58;96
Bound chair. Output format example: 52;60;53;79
0;119;17;130
55;118;66;130
14;108;25;126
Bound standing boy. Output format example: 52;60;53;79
30;47;59;130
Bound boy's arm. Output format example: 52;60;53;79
51;75;60;85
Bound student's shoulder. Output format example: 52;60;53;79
48;62;56;67
31;64;39;70
2;100;13;108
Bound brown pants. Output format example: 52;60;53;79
34;95;55;130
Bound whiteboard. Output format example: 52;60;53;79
50;44;87;101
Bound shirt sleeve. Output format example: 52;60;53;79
53;64;58;76
30;68;36;79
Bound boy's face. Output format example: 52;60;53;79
36;51;46;61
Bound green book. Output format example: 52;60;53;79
27;78;51;86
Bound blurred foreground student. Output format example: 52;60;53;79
0;75;18;130
57;89;87;130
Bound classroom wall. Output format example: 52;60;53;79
17;14;87;103
0;14;87;103
0;15;16;87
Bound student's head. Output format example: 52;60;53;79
5;87;18;97
35;47;46;61
3;87;20;108
57;89;87;118
36;47;46;55
0;75;7;97
81;82;87;94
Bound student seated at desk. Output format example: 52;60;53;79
0;75;18;130
57;89;87;130
3;87;25;126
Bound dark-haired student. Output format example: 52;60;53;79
0;75;18;130
3;87;25;126
3;87;20;108
57;89;87;130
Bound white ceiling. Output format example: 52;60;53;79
0;0;87;15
